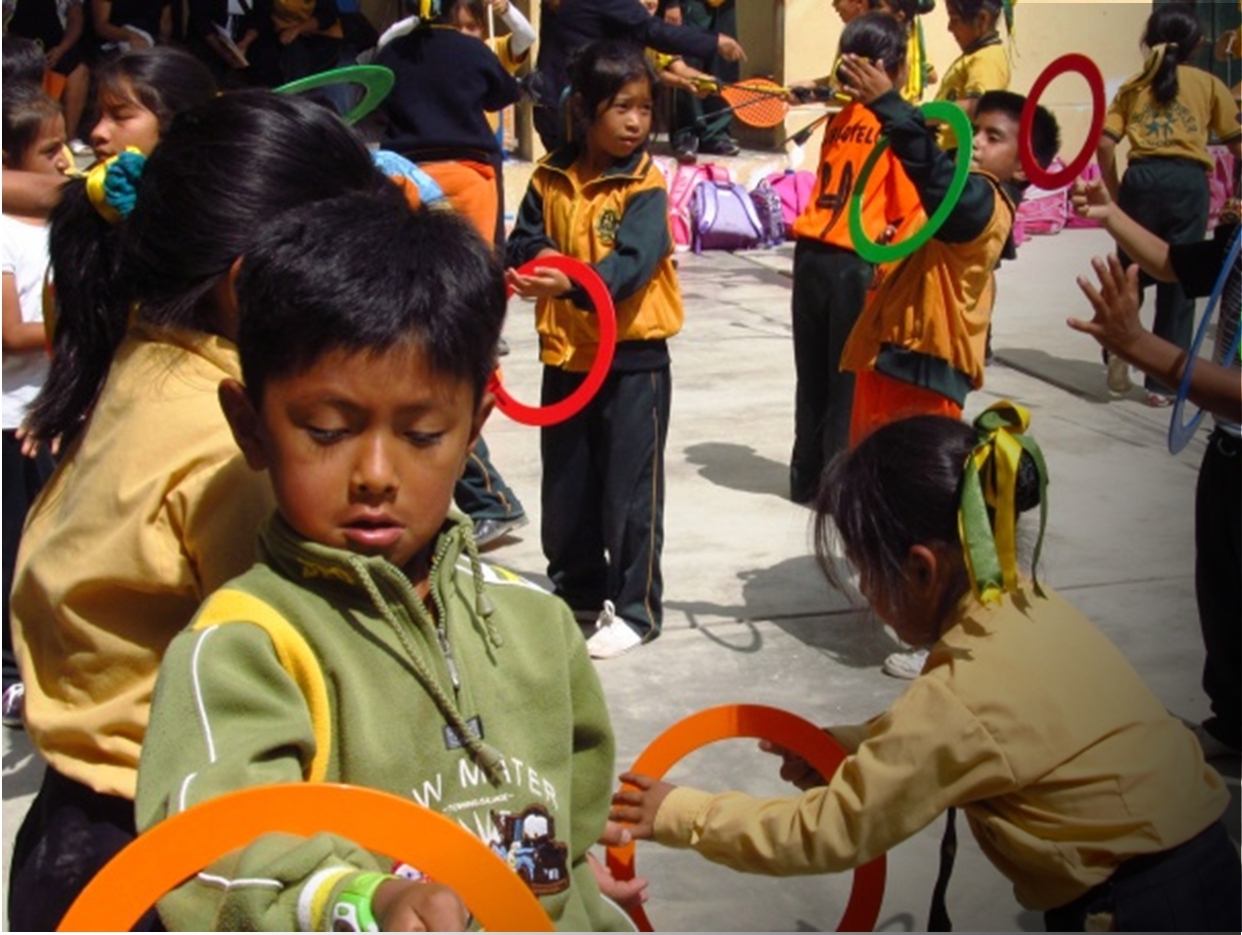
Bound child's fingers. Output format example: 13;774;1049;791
618;770;657;790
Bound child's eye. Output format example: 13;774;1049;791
404;431;444;448
306;426;348;444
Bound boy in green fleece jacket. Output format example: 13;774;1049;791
134;192;632;931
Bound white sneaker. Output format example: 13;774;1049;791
882;647;928;680
2;682;25;729
585;601;644;659
1106;354;1132;394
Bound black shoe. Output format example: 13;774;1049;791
673;134;699;164
473;514;529;549
698;136;740;157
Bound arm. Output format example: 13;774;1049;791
1073;254;1241;424
91;0;151;45
840;56;994;244
158;0;172;41
590;184;673;305
2;273;48;352
47;1;86;68
505;182;558;268
2;170;66;220
613;679;1016;874
481;44;523;112
136;624;467;931
1070;178;1175;282
1096;134;1121;203
494;0;535;60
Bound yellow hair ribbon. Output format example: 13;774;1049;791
1118;42;1171;97
84;146;144;225
85;154;124;225
958;400;1048;604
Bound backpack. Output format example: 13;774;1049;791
766;169;816;230
749;177;786;247
1014;159;1069;240
1208;144;1238;231
691;179;766;253
666;162;732;251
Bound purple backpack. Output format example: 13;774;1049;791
749;178;786;247
691;180;766;253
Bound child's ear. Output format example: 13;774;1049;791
218;378;269;471
905;544;940;594
469;391;496;451
214;256;245;341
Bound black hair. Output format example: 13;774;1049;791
92;47;218;136
436;0;486;26
3;35;45;88
976;89;1059;185
1141;5;1203;108
236;194;505;405
814;415;1041;617
839;12;908;79
945;0;1002;31
567;39;657;142
26;91;389;449
878;0;935;21
2;83;62;169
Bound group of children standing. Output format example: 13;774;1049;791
2;0;1240;931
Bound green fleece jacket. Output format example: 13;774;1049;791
135;513;628;932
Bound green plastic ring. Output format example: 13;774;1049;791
274;65;395;126
848;100;974;264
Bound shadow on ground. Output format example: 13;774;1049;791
684;441;790;498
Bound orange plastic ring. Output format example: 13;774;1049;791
606;704;886;932
58;783;554;932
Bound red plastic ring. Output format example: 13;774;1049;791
606;704;887;932
492;255;617;427
1019;53;1106;191
58;783;554;932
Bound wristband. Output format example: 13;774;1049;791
330;872;391;933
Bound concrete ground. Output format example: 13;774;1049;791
4;219;1239;930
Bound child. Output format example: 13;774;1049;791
505;39;683;660
8;92;391;932
935;0;1011;150
834;65;1058;449
612;404;1240;932
2;84;69;729
375;0;523;248
4;0;91;146
1072;179;1240;761
1097;5;1241;406
134;193;631;933
86;46;218;161
787;12;924;505
0;36;71;223
831;0;881;25
875;0;937;103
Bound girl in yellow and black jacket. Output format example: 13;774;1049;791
506;39;683;661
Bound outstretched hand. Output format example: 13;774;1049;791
1069;177;1113;223
835;54;893;104
1070;254;1145;359
609;772;676;841
505;264;572;300
370;879;470;932
586;821;649;910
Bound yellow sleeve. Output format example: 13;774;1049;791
652;678;1017;874
1209;75;1242;143
1103;90;1129;141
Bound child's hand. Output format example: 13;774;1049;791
505;265;573;300
717;34;746;63
1070;177;1113;222
836;54;893;104
370;878;470;932
610;772;676;841
758;739;827;791
586;824;650;911
1070;254;1145;360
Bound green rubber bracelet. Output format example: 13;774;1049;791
330;871;392;932
848;100;974;264
274;65;395;126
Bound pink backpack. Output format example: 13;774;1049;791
1208;144;1238;231
1014;158;1069;239
766;170;816;231
666;162;733;251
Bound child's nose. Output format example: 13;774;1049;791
351;437;398;497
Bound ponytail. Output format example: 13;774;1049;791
1140;6;1202;107
23;180;129;448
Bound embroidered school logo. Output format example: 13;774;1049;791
596;209;621;246
295;558;354;585
489;804;570;895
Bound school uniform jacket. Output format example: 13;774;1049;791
652;584;1229;912
506;145;684;373
839;90;1019;404
134;514;629;932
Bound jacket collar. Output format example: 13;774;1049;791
538;143;651;183
963;32;1004;56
